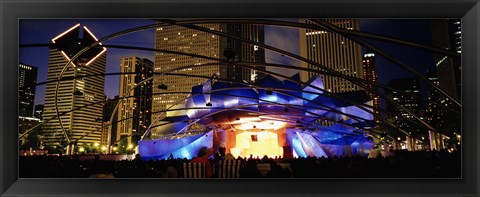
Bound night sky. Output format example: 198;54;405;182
19;19;438;106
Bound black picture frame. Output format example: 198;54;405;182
1;0;479;196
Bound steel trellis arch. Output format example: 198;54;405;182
23;43;458;115
159;19;460;107
38;20;438;144
34;19;451;149
23;71;404;145
157;20;442;134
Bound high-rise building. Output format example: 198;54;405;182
152;23;265;134
362;51;380;126
117;57;153;146
424;69;460;138
42;24;107;148
225;24;266;83
425;70;442;125
299;19;364;93
19;63;38;117
431;19;461;101
385;78;422;136
101;96;119;146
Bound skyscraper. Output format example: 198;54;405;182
19;63;38;117
385;78;422;137
117;57;153;146
425;70;442;126
431;19;461;101
225;24;266;83
362;51;380;126
152;23;265;134
424;69;460;140
299;19;364;93
101;96;119;146
42;24;107;148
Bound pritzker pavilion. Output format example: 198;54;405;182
139;73;375;160
19;19;460;159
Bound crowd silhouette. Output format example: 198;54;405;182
19;149;460;178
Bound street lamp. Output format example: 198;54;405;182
101;146;107;153
93;142;100;153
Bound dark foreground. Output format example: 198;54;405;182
19;149;460;178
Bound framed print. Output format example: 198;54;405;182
1;0;479;196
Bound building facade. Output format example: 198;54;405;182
362;51;380;126
431;19;461;101
299;19;364;93
224;24;266;83
385;78;422;137
101;96;119;145
41;24;107;148
19;63;38;117
152;22;265;134
117;57;153;146
424;69;460;143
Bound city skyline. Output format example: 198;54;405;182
20;19;438;106
17;19;462;177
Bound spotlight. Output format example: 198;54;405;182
206;102;212;106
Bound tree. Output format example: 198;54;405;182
19;128;41;150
